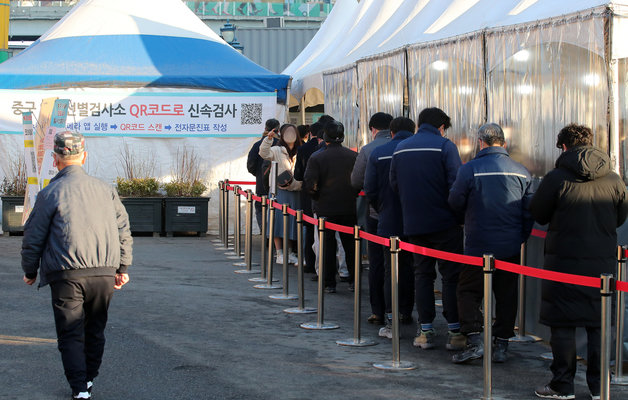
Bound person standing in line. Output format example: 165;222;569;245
530;124;628;400
259;123;303;264
247;118;279;231
21;131;133;400
351;112;394;326
364;116;417;338
389;107;465;351
448;123;534;364
304;121;359;292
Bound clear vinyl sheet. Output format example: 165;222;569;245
323;66;360;149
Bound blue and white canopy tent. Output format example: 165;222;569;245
0;0;290;233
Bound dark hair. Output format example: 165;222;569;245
310;122;324;138
297;124;310;139
265;118;280;132
317;114;335;128
368;112;393;131
556;123;593;150
417;107;451;131
478;123;505;146
389;117;415;135
323;120;344;143
278;124;302;159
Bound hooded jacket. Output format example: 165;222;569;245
530;146;628;327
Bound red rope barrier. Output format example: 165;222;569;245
272;201;283;210
227;181;256;185
251;194;262;202
225;185;234;191
618;280;628;293
237;189;247;197
398;240;484;267
287;207;297;217
302;214;318;226
359;231;390;247
531;229;547;239
495;259;601;288
325;221;354;235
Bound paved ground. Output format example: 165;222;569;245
1;235;627;400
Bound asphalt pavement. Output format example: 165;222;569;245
1;235;627;400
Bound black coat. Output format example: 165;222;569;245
246;137;276;196
530;146;628;327
294;138;322;215
303;143;358;217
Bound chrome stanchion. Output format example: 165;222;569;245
374;237;414;369
213;180;224;244
284;210;316;314
613;245;628;385
249;195;268;283
254;196;281;289
223;179;230;248
235;190;260;274
600;273;614;400
301;218;339;330
270;204;297;300
338;225;376;347
510;242;541;343
226;185;240;258
483;254;495;400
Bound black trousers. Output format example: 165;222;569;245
303;223;316;271
50;276;115;394
457;254;519;339
549;326;601;396
383;247;415;316
366;216;386;318
254;201;263;232
408;226;463;326
322;214;357;288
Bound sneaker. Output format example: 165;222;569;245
324;286;336;293
288;252;298;265
367;314;385;325
275;249;284;264
71;392;91;399
492;337;509;363
379;324;393;339
534;384;575;399
591;395;600;400
413;329;435;349
86;381;93;395
348;283;355;292
452;333;483;363
447;331;467;351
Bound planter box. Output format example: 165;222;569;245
1;196;25;235
121;197;163;236
163;197;209;237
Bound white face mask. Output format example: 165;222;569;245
283;129;297;144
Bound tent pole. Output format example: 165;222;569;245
300;97;306;125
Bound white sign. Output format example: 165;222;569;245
15;205;24;213
177;206;196;214
0;89;276;138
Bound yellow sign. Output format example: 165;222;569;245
0;1;8;50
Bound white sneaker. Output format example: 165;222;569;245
72;392;91;399
288;252;298;264
275;250;283;264
379;325;393;339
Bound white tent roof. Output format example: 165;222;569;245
285;0;626;102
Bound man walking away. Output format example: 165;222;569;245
351;112;393;325
389;107;465;351
22;131;133;400
448;123;534;364
365;116;416;338
247;118;279;231
531;124;628;400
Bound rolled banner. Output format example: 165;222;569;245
39;99;70;189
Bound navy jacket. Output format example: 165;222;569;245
390;124;462;236
448;146;534;258
364;131;413;237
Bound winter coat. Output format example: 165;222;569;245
246;136;277;196
389;123;462;236
259;136;302;191
351;130;392;190
294;138;322;215
530;146;628;327
364;130;413;238
448;146;534;258
303;143;359;217
21;165;133;287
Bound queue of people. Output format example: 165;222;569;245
247;110;628;400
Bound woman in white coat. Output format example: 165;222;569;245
259;124;302;264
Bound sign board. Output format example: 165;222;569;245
177;206;196;214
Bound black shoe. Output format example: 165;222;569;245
400;314;414;325
310;275;318;281
534;384;575;399
451;333;483;364
492;337;508;363
348;283;354;292
367;314;385;325
324;286;336;293
303;265;316;274
339;276;351;283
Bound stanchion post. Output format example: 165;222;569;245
216;181;224;244
600;273;613;400
234;190;259;273
284;210;316;314
374;237;414;369
483;254;495;400
223;179;230;248
270;204;297;300
338;225;375;347
254;197;281;289
225;185;240;257
249;195;268;282
511;242;540;343
300;218;338;330
613;245;628;385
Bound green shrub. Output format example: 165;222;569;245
116;177;160;197
162;180;207;197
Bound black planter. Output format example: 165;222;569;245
120;197;163;236
163;197;209;237
1;196;25;235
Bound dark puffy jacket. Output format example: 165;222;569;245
303;143;358;217
364;130;413;237
351;130;391;190
21;165;133;287
389;123;462;236
448;146;534;258
530;146;628;327
294;138;321;215
246;136;277;196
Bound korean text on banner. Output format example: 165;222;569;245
39;99;70;189
21;112;38;224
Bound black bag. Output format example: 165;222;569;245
277;170;294;189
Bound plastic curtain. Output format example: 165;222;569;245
323;66;360;149
356;50;405;150
486;13;607;177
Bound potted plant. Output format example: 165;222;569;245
162;146;209;237
116;143;163;236
1;151;26;235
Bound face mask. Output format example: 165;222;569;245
283;130;297;144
